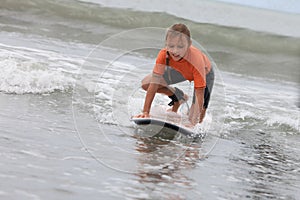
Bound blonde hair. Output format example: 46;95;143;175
165;23;191;44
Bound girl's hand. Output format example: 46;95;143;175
189;116;199;126
184;122;195;128
133;112;150;118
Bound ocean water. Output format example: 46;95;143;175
0;0;299;199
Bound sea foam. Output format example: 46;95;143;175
0;57;75;94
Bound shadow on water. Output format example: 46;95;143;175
133;126;204;143
131;130;203;199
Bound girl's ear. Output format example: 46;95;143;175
189;40;192;47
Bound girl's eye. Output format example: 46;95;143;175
177;45;184;49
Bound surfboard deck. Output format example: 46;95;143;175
131;117;195;137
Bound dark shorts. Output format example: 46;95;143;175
163;66;214;108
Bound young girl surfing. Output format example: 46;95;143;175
135;23;214;125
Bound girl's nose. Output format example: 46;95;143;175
173;47;178;54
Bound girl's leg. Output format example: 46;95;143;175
141;73;188;112
141;73;174;96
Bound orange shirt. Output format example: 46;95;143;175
153;45;211;88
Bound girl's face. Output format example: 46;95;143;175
166;34;190;61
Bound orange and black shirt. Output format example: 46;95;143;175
153;45;211;89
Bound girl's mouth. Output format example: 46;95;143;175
172;53;181;59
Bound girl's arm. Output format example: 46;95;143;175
136;73;161;118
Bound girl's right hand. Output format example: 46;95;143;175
133;112;150;118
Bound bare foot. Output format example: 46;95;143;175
168;93;189;112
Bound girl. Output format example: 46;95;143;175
135;23;214;125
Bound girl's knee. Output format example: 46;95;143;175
141;74;151;90
141;83;149;91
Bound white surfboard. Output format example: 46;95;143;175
130;105;197;139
